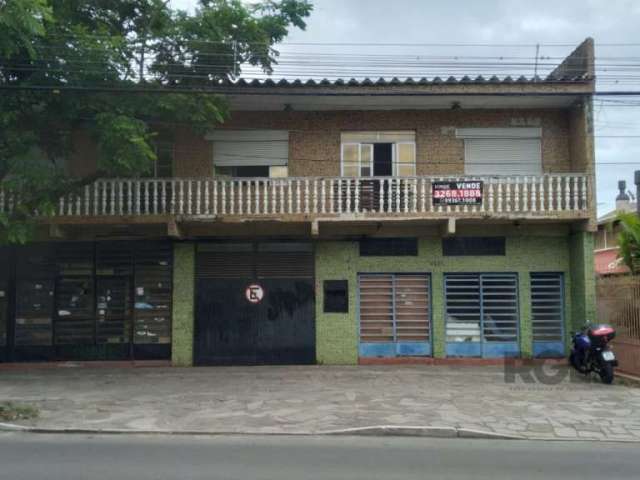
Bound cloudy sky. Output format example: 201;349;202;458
174;0;640;215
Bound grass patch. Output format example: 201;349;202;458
615;375;640;388
0;402;39;422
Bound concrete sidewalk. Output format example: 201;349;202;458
1;365;640;441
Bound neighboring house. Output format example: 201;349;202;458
0;39;598;365
595;180;638;276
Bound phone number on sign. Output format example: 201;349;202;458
433;189;482;199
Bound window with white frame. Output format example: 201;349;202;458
341;131;416;177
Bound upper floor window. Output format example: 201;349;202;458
214;165;288;178
341;131;416;177
144;140;174;178
207;129;289;177
456;128;542;176
153;140;174;177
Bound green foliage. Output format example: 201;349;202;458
617;212;640;274
0;401;40;421
0;0;312;243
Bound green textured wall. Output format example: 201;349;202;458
171;242;195;366
315;233;574;365
569;231;596;331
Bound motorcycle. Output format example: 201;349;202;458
569;324;618;384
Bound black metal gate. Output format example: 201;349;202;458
195;242;315;366
1;241;172;362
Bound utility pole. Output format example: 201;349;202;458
139;36;146;83
533;43;540;79
232;40;238;78
635;170;640;215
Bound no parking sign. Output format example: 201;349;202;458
245;284;264;304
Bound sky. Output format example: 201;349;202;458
172;0;640;215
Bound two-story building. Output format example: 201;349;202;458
0;39;597;366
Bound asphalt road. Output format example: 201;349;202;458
0;432;638;480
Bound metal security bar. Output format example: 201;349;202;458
359;273;430;343
445;274;482;343
445;273;519;353
531;273;564;342
481;274;519;343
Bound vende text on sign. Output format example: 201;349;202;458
432;181;483;206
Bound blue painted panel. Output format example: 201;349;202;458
446;342;482;357
533;341;565;358
482;342;520;358
359;343;396;357
359;342;432;357
396;342;431;356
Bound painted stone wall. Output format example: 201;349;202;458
214;109;573;178
569;231;596;331
315;232;574;365
171;242;195;366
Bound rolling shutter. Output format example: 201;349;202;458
457;127;542;176
196;243;313;279
208;130;289;167
464;139;542;175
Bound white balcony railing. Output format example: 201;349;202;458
0;174;590;219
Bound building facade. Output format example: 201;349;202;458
594;178;638;276
0;39;598;365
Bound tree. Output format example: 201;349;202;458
617;211;640;274
0;0;312;243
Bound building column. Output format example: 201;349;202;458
570;231;596;331
431;273;446;358
314;241;358;365
518;271;533;358
171;242;195;366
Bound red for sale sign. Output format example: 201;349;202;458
432;181;483;206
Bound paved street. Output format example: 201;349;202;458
1;365;640;440
0;432;639;480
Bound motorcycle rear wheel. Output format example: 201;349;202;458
599;363;614;384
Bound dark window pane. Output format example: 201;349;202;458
360;238;418;256
233;166;270;177
442;237;505;256
324;280;348;313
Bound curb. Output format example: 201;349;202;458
2;423;639;443
320;425;523;440
0;423;521;440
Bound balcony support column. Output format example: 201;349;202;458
441;217;456;237
311;219;320;237
167;220;183;239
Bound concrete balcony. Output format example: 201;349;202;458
1;174;591;226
